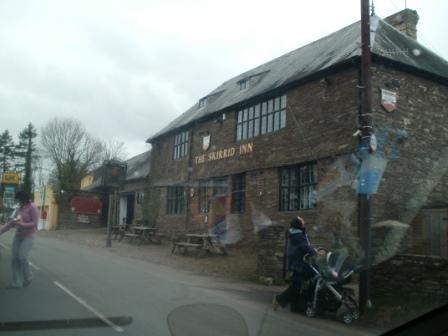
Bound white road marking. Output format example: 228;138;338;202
0;243;8;249
29;262;40;270
53;281;124;333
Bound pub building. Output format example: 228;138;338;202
146;10;448;279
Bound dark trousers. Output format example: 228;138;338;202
276;272;303;308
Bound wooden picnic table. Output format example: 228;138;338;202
123;226;165;244
172;233;227;256
111;225;125;240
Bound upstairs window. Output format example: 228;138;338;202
236;94;286;141
173;131;189;160
238;79;248;90
279;162;317;211
198;97;207;108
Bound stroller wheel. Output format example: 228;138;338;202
351;309;360;320
305;306;316;318
342;312;354;325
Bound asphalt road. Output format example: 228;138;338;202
0;232;379;336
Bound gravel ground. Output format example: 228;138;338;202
37;228;258;282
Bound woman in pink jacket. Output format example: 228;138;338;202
0;191;39;288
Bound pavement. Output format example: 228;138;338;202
0;230;383;336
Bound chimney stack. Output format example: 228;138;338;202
384;9;419;40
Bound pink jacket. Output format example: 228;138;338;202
0;202;39;238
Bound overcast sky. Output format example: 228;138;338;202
1;0;447;159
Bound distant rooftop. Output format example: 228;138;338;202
147;14;448;142
125;150;151;181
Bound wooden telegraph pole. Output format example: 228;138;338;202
359;0;374;313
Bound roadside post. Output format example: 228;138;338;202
103;160;127;248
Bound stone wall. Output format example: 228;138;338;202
370;65;448;253
257;225;287;279
149;67;359;242
372;254;448;297
121;178;147;222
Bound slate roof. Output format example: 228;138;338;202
147;15;448;142
125;150;151;181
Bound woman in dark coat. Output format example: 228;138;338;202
273;216;316;310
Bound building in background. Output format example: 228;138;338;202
119;151;151;227
80;152;151;229
33;185;58;230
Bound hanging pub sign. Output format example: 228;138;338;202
102;160;127;187
381;89;397;113
202;134;211;151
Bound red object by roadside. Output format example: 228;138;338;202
70;197;102;215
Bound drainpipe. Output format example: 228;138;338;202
185;123;196;233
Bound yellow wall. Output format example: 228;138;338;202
80;175;94;190
33;186;58;230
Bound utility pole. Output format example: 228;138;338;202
359;0;373;314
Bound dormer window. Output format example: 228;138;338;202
238;79;248;90
198;97;207;108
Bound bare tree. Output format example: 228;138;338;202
100;138;128;162
40;118;103;191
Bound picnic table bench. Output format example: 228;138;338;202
121;226;165;244
111;225;126;240
171;242;202;255
172;233;227;256
122;232;140;243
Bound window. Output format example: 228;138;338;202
236;94;286;141
279;162;317;211
213;177;228;197
136;192;144;205
231;174;245;213
173;131;189;160
198;180;210;213
166;186;184;215
198;97;207;108
238;79;248;90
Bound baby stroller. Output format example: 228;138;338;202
301;250;362;324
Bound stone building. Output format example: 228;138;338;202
80;152;150;228
146;10;448;278
118;150;151;227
